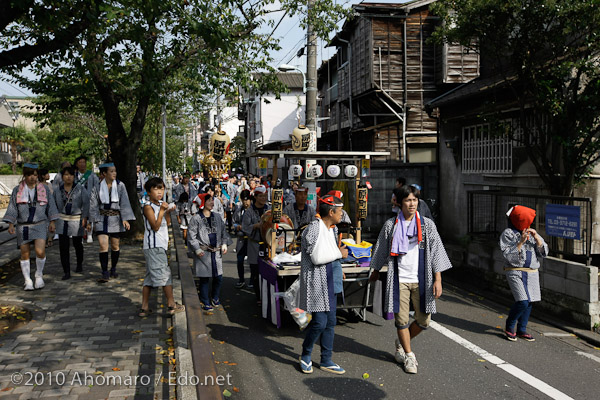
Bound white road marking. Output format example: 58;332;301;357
575;351;600;364
430;321;574;400
542;332;575;337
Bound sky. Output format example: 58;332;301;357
0;1;410;98
269;1;409;72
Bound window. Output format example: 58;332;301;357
462;123;512;174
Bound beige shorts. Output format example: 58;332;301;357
394;282;431;329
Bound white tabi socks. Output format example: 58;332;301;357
34;257;46;289
20;259;34;291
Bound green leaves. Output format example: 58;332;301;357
433;0;600;194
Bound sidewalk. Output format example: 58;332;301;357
0;241;178;399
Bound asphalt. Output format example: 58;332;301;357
205;251;600;399
1;224;599;399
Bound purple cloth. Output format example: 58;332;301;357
391;212;417;255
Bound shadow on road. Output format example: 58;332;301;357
302;377;387;399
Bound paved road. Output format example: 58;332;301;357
0;242;177;400
2;236;599;400
207;250;600;400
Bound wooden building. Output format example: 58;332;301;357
317;0;479;163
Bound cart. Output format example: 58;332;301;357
249;150;390;328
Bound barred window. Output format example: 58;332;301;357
462;123;512;174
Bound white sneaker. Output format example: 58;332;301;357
24;279;34;291
404;353;418;374
394;339;405;364
34;276;45;289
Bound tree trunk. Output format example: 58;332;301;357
110;140;145;238
10;141;17;174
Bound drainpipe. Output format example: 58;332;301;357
403;17;408;163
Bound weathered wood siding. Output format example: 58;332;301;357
435;42;480;84
338;18;373;101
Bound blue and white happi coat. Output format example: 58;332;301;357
89;180;136;234
3;184;59;246
188;212;232;278
241;203;271;264
499;228;548;302
53;183;90;237
370;216;453;318
298;219;340;313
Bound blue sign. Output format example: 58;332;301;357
545;204;580;240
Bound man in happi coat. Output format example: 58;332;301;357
283;183;316;230
370;185;452;374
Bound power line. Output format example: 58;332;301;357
0;79;33;97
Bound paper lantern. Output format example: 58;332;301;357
289;164;303;178
291;125;311;151
309;164;323;178
210;130;230;161
344;165;358;178
326;165;341;178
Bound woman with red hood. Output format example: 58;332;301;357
500;205;548;342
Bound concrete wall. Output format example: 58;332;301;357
0;175;21;191
574;163;600;255
446;241;599;329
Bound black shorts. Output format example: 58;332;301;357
96;232;122;239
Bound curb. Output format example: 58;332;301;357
171;261;198;400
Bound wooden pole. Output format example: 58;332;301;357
355;162;361;243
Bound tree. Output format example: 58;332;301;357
0;0;101;70
5;0;349;235
230;135;247;170
432;0;600;195
0;126;27;173
19;111;108;170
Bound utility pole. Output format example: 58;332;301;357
306;0;317;151
161;104;167;182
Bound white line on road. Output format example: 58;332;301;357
430;321;574;400
575;351;600;364
542;332;575;337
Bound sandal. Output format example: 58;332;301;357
138;308;152;317
168;303;185;315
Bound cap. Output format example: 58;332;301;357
410;183;422;191
23;162;38;169
295;183;308;192
99;162;115;169
254;185;267;194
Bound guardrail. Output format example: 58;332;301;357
170;217;222;399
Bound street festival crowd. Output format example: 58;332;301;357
3;159;548;375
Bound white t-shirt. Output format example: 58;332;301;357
397;220;419;283
26;186;36;203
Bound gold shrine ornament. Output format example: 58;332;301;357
291;125;311;151
210;130;231;161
